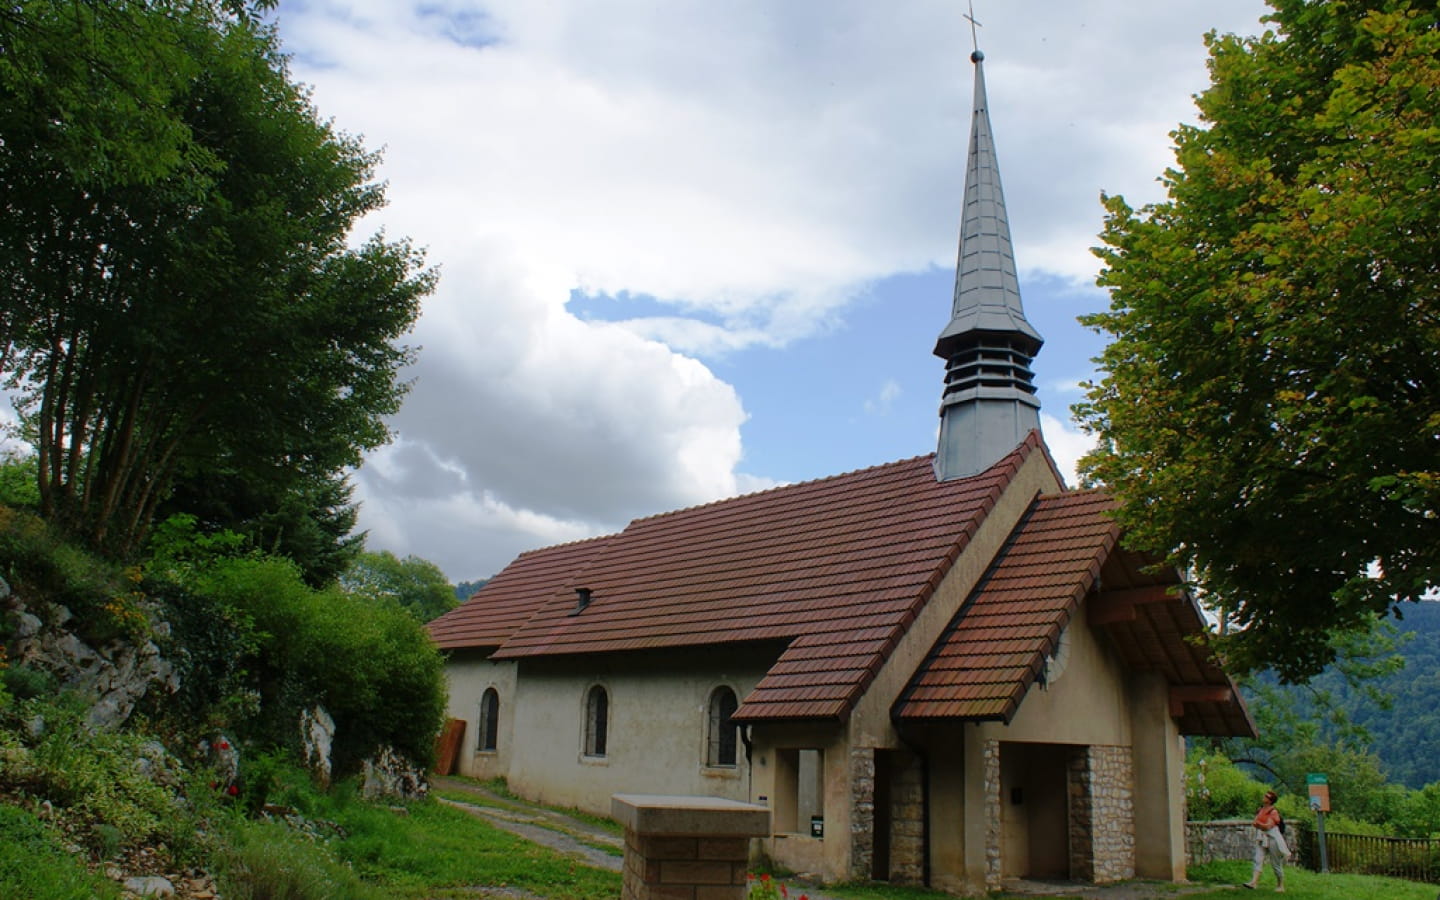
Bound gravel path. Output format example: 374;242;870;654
432;777;1240;900
433;776;624;873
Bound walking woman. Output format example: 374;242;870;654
1245;790;1287;892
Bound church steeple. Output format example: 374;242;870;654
933;48;1043;482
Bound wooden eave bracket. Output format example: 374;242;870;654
1088;584;1181;625
1168;684;1233;717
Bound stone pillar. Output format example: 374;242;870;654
1068;747;1094;881
613;794;771;900
849;747;875;879
889;751;926;885
1089;745;1136;883
982;739;1003;892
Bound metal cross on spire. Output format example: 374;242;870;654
963;0;982;57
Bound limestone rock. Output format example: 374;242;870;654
122;875;175;897
361;745;428;801
300;704;336;788
4;589;178;731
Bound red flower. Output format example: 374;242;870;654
226;784;239;796
216;741;230;750
781;885;789;898
760;874;770;883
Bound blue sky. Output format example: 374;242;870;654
269;0;1272;581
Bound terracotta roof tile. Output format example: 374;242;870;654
894;489;1253;737
426;534;617;650
434;433;1048;722
895;490;1118;722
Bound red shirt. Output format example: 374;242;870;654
1253;805;1281;831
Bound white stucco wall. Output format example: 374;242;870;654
442;651;518;781
983;593;1134;746
504;645;777;815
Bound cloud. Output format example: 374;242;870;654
268;0;1268;578
1040;412;1099;490
864;380;903;416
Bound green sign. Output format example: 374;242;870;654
1307;772;1328;785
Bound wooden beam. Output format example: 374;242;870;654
1088;584;1180;625
1169;685;1234;717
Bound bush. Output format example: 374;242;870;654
177;553;445;772
212;817;384;900
0;695;219;862
1186;748;1267;820
0;505;145;643
0;804;122;900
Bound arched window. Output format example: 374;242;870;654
478;688;499;752
584;685;609;757
707;686;739;767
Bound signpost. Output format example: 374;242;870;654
1307;773;1330;873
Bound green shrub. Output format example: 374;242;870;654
0;804;122;899
0;505;144;643
191;554;445;772
0;696;218;862
212;817;384;900
1186;748;1267;820
2;663;58;700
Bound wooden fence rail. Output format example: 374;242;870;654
1293;825;1440;885
1188;820;1440;885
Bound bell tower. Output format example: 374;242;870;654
933;48;1043;481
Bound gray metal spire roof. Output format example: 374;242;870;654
933;50;1044;482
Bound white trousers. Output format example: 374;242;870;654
1252;829;1288;881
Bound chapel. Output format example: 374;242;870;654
427;45;1253;894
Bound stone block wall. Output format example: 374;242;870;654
888;751;925;885
1067;747;1095;881
1092;745;1137;882
1186;819;1258;865
848;748;875;879
613;795;771;900
983;739;1003;892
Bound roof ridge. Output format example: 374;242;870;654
625;453;938;525
512;531;620;558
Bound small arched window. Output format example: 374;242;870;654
707;686;739;767
584;685;609;757
478;688;499;752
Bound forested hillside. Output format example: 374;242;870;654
1258;601;1440;789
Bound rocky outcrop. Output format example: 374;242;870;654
361;745;428;801
3;584;178;731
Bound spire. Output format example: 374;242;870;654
933;48;1044;482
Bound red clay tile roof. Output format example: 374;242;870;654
427;534;617;651
442;432;1050;721
894;489;1254;737
894;490;1116;722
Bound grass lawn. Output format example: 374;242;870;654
325;793;621;900
1182;860;1437;900
797;860;1437;900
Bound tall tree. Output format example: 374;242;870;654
1076;0;1440;680
340;550;458;623
0;2;434;564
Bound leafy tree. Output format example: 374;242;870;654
453;579;489;603
0;2;434;564
341;550;458;623
1076;1;1440;680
